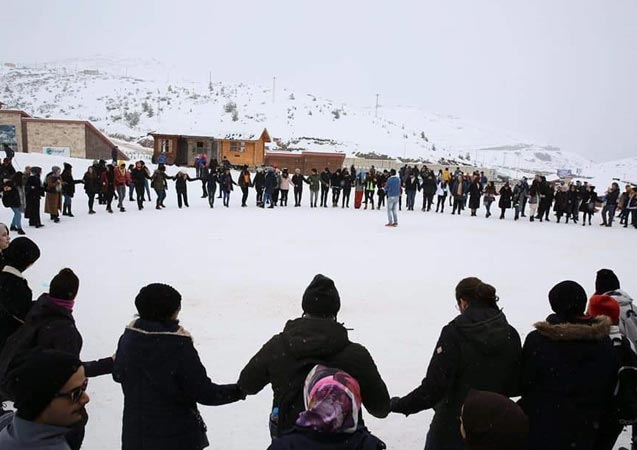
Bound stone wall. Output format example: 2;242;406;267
25;121;85;158
0;111;25;153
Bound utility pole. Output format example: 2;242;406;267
272;76;276;103
375;93;379;117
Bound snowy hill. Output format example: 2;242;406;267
1;56;634;182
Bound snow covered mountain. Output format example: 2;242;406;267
0;56;633;182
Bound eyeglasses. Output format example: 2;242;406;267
54;379;88;403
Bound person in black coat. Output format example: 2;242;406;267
2;172;25;235
390;277;521;450
292;168;309;207
0;268;113;450
498;182;513;219
206;169;219;208
519;281;617;450
254;167;266;207
320;168;331;208
580;185;598;226
61;163;82;217
0;237;40;356
113;283;245;450
566;184;579;224
553;185;569;223
82;166;100;214
468;177;482;217
239;274;390;438
421;171;437;211
24;167;44;228
404;174;420;211
174;171;195;208
264;168;277;208
130;161;150;210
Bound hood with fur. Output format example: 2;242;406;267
534;316;611;341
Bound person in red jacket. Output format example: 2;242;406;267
114;163;131;212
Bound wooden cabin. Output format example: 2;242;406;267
150;128;271;167
264;151;346;175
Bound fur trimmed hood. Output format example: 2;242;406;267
534;316;611;341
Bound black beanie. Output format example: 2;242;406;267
549;280;587;319
2;349;81;420
595;269;620;295
50;268;80;300
302;274;341;317
3;237;41;272
135;283;181;321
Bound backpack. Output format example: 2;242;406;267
610;335;637;425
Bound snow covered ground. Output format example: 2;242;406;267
2;152;636;449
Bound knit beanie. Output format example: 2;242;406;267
588;295;620;325
135;283;182;321
302;274;341;318
3;237;41;272
462;389;529;450
548;280;588;319
50;268;80;300
1;349;81;421
595;269;620;295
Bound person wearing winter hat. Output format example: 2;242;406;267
44;166;62;223
390;278;521;450
0;237;41;353
267;365;386;450
239;274;389;438
0;349;88;450
519;280;617;450
25;167;44;228
460;390;528;450
113;283;245;450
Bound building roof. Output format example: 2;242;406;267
0;109;32;118
149;127;271;142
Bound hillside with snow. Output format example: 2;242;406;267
1;56;634;183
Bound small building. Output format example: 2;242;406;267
264;151;346;175
150;128;271;167
0;109;126;160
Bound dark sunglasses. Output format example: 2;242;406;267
54;379;88;403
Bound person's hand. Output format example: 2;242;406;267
390;396;401;412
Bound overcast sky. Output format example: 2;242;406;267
2;0;636;161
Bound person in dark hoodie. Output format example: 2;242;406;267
0;237;41;354
267;365;386;450
390;277;521;450
254;167;266;207
205;168;219;208
239;274;390;438
82;166;100;214
519;280;617;450
61;163;82;217
0;268;113;450
460;389;529;450
174;170;195;208
113;283;245;450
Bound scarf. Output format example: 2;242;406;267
47;296;75;313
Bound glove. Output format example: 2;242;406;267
390;396;402;413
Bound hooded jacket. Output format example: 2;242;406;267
605;289;637;347
238;317;390;436
391;305;521;445
0;414;71;450
519;315;617;450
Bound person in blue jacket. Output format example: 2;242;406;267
384;169;401;227
113;283;245;450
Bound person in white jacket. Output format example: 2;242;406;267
435;181;449;213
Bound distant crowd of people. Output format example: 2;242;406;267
2;147;636;232
0;221;636;450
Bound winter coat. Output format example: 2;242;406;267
238;170;252;188
25;175;44;204
436;182;448;197
291;174;306;191
205;172;219;193
253;172;266;190
320;171;331;188
113;319;244;450
0;294;113;379
265;172;277;194
519;316;617;450
422;175;437;196
0;414;71;450
280;175;292;191
498;186;513;209
60;166;80;197
0;267;33;354
553;190;569;214
2;179;21;209
331;172;343;190
268;427;386;450
605;289;637;347
391;305;521;447
101;171;115;195
605;189;619;206
468;182;481;209
483;185;497;203
579;191;592;213
220;173;236;193
238;317;390;437
174;174;192;193
384;176;400;197
44;173;62;214
82;172;100;195
307;174;321;192
450;179;469;198
114;167;131;187
404;177;419;192
151;170;170;192
130;167;149;188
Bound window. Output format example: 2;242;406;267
161;139;171;152
230;141;246;153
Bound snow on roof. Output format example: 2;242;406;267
149;127;270;142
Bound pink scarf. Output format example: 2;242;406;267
48;296;75;313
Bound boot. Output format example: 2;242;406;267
16;228;25;235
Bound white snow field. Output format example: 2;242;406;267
2;153;636;449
